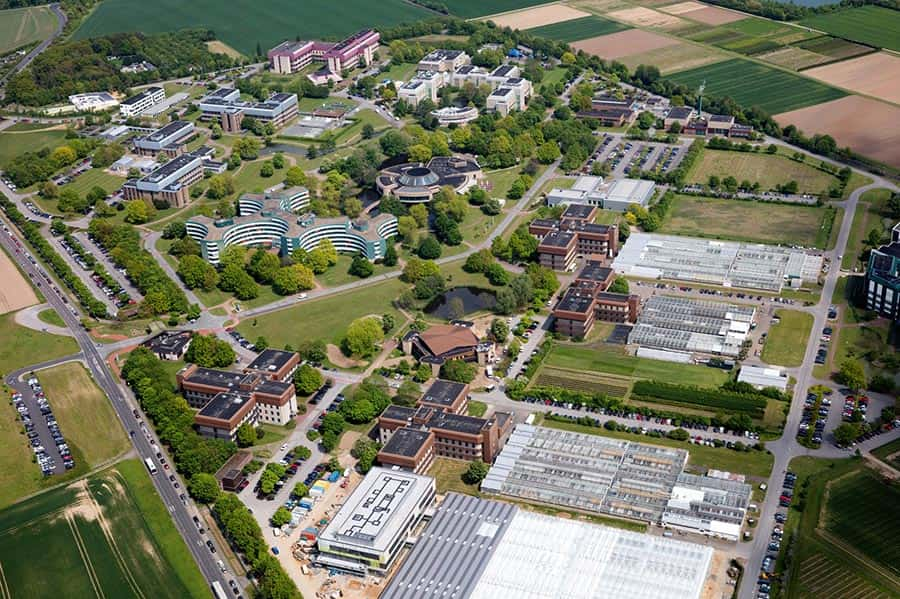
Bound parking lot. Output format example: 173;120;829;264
75;231;143;302
12;373;76;476
585;134;688;178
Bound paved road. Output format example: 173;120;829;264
0;217;234;595
0;3;66;88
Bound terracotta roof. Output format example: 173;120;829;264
418;325;479;357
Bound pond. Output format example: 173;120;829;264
425;286;497;319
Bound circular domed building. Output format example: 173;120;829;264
377;156;482;203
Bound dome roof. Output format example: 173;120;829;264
398;166;439;188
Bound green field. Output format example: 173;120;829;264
666;58;846;114
0;460;208;599
796;36;874;61
38;362;129;466
236;277;407;348
59;168;125;198
525;15;628;43
74;0;431;56
689;149;838;194
761;309;813;367
660;195;830;247
543;343;729;388
801;6;900;52
0;5;57;54
0;311;78;378
37;308;65;327
0;127;66;165
777;458;900;599
447;0;554;18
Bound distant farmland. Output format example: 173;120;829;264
73;0;431;55
666;58;846;114
0;5;57;54
526;15;628;43
801;6;900;52
445;0;555;19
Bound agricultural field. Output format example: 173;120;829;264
756;47;832;71
533;365;632;397
486;3;590;28
761;309;813;367
74;0;431;56
0;5;57;54
572;29;676;60
0;460;208;599
447;0;554;18
607;6;687;29
38;362;130;467
615;40;727;74
775;96;900;170
796;36;874;62
543;343;729;388
778;458;900;599
803;52;900;105
525;15;628;42
801;6;900;52
657;1;744;25
666;58;847;114
0;126;67;165
0;244;38;314
659;195;830;247
687;149;839;195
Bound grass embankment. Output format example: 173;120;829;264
761;309;813;367
37;308;65;327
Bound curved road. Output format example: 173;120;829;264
0;3;66;88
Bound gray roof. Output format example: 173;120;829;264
381;493;516;599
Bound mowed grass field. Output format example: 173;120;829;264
0;5;57;54
801;6;900;52
59;169;125;197
688;149;838;194
525;15;628;42
666;58;846;114
761;309;813;367
74;0;431;56
0;127;66;165
0;460;208;599
38;362;129;466
660;195;829;247
543;343;729;388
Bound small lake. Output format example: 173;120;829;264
425;287;497;319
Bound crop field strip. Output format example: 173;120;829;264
533;365;632;397
796;554;892;599
665;58;847;115
524;15;629;42
800;6;900;53
445;0;557;18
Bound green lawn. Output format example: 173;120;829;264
543;418;774;479
761;309;813;367
37;308;65;327
428;457;480;497
666;58;846;115
467;400;487;417
833;321;892;380
801;6;900;52
0;128;67;165
484;166;521;200
326;109;391;146
59;168;126;197
0;311;78;378
315;253;395;288
74;0;432;56
38;362;130;466
687;149;838;195
0;5;57;54
379;62;417;84
545;343;730;388
660;194;831;247
842;189;892;270
236;277;407;348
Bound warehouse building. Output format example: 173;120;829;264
546;176;655;212
612;232;823;292
662;472;752;541
315;467;435;574
382;492;714;599
628;295;756;357
737;364;788;392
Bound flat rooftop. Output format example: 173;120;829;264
197;391;251;422
380;427;431;458
538;231;575;249
577;261;613;282
420;379;466;408
183;366;246;389
562;203;595;220
245;348;296;374
382;493;714;599
427;411;489;436
318;467;433;551
556;289;595;314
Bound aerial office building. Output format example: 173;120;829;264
377;156;482;203
529;204;619;271
315;467;435;574
865;223;900;320
121;150;206;208
198;88;299;132
267;29;379;77
119;86;166;118
132;120;195;156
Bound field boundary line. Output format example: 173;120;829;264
0;559;10;599
86;476;146;599
67;512;104;599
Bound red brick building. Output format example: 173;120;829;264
529;204;618;271
551;261;640;338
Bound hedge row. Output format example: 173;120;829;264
0;195;109;318
631;380;767;417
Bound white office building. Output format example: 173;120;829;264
119;86;166;118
